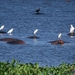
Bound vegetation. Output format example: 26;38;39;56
0;59;75;75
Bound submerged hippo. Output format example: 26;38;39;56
0;31;6;34
0;38;25;44
7;39;25;44
67;33;75;36
28;36;39;39
0;38;16;42
50;40;64;45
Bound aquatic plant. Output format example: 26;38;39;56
0;59;75;75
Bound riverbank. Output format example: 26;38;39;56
0;59;75;75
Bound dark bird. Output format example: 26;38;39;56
35;8;40;14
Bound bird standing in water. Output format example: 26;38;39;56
58;33;62;39
35;8;40;14
70;24;75;34
0;25;4;30
33;29;38;35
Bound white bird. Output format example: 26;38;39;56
7;28;14;34
70;24;75;33
33;29;38;35
58;33;62;39
0;25;4;30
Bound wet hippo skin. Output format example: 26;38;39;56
50;40;64;44
28;36;39;39
7;39;25;44
0;38;25;44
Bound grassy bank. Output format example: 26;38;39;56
0;59;75;75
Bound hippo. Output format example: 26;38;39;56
28;36;39;39
0;31;6;34
0;38;25;44
7;39;25;44
67;33;75;36
0;38;16;42
50;40;64;45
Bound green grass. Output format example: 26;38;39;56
0;59;75;75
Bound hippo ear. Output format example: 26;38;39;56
7;28;14;34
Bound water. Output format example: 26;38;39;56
0;0;75;66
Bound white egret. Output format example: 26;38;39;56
58;33;62;39
7;28;14;34
0;25;4;30
70;24;75;33
33;29;38;35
